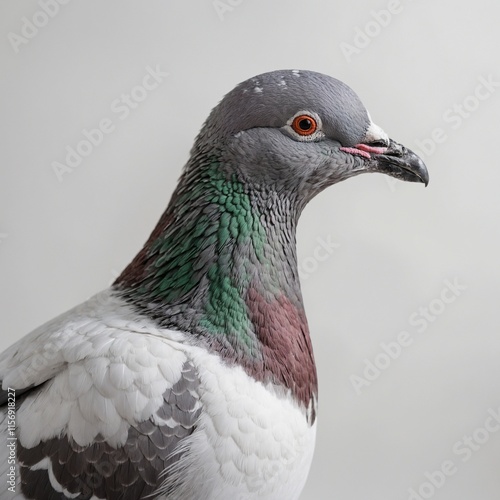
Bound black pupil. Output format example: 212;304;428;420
298;118;312;131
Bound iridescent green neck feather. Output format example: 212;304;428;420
115;156;317;415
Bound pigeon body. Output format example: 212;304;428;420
0;70;428;499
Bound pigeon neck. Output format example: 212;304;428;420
115;159;317;418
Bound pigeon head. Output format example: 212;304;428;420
192;69;428;203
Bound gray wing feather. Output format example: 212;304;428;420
17;360;201;500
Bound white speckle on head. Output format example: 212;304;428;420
292;69;300;77
278;79;287;87
254;86;263;93
365;111;389;144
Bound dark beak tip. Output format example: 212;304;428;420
415;156;429;187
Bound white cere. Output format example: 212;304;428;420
365;111;389;144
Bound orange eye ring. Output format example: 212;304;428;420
291;115;318;136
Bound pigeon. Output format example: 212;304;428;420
0;70;428;500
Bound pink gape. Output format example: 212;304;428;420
340;143;388;159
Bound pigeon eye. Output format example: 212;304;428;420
291;115;318;136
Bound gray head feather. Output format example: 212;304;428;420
196;69;370;148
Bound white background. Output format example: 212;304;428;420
1;1;500;499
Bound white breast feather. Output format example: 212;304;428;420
155;346;316;500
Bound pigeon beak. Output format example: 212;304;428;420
370;139;429;186
340;139;429;186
